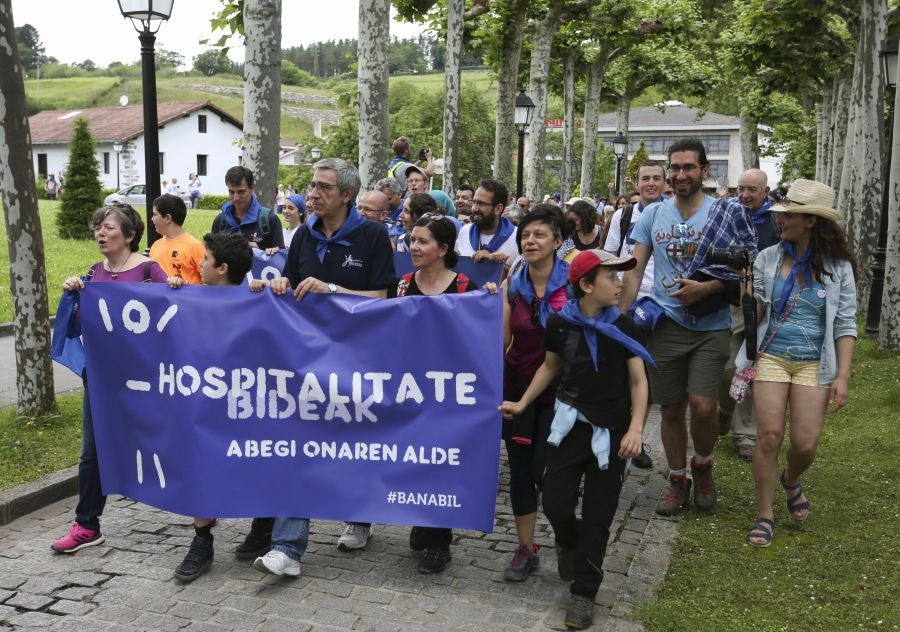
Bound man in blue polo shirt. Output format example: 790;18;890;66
211;166;284;250
255;158;394;576
619;138;746;518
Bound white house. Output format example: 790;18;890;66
546;101;783;188
29;102;244;194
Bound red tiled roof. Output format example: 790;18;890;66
29;101;243;144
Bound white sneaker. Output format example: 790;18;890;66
252;549;301;576
337;524;372;551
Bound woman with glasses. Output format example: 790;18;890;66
51;203;167;554
396;192;438;253
500;206;569;582
392;213;496;574
737;179;857;548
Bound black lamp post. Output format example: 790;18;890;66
612;133;628;196
118;0;173;249
112;140;124;190
514;88;536;198
865;36;898;335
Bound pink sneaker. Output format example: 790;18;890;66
51;522;104;553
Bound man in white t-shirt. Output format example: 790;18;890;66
455;178;519;269
604;160;666;298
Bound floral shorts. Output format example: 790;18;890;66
755;353;827;388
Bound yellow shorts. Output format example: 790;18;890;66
755;353;826;388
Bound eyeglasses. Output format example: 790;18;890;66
674;222;689;237
472;199;495;208
667;165;700;175
307;181;338;193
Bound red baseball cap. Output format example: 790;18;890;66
568;248;637;284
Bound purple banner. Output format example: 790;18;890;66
393;252;504;287
80;283;503;532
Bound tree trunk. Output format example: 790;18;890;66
0;0;56;417
878;58;900;351
562;51;576;202
242;0;282;210
441;0;464;194
837;0;887;306
492;0;529;186
739;99;760;170
829;71;850;191
524;0;565;201
579;56;606;197
815;81;835;182
616;94;632;195
359;0;390;192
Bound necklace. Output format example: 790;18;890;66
108;253;133;279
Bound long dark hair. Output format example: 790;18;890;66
809;218;858;282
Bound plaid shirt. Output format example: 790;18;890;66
684;198;759;281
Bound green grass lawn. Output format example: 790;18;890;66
25;77;121;109
638;335;900;631
0;201;243;324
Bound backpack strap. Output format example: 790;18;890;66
396;272;415;297
257;208;271;241
455;273;470;293
617;204;635;256
212;213;224;233
87;262;101;281
142;261;153;282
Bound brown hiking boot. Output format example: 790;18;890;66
655;475;691;516
691;457;717;511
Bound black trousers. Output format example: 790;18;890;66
542;422;627;599
504;401;554;516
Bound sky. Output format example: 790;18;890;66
11;1;430;68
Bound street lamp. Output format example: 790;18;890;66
865;36;899;335
117;0;174;249
514;88;536;198
112;141;124;190
310;147;322;161
612;133;628;196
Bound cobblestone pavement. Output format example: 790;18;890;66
0;409;674;632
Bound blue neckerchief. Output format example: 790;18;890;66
305;205;366;263
220;194;263;231
558;300;655;369
778;240;811;313
51;290;86;377
389;202;404;221
468;216;515;253
508;258;569;327
751;197;773;225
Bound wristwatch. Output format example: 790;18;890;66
327;283;338;293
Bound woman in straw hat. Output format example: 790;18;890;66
737;179;858;548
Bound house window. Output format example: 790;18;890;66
197;155;208;176
103;152;110;174
159;152;165;174
37;154;48;178
198;115;207;133
708;160;728;179
704;135;731;154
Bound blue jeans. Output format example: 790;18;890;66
75;378;106;531
271;517;310;560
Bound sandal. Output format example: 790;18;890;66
747;517;774;548
780;470;810;521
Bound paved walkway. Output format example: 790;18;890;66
0;332;677;631
0;333;83;409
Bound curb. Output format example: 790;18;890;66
0;316;56;339
0;465;78;526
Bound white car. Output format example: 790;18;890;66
104;184;192;207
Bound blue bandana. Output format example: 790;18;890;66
558;300;655;369
508;258;570;327
306;205;366;263
468;216;515;253
751;198;773;225
777;240;811;313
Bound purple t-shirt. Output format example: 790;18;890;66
90;260;168;283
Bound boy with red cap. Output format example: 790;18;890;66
500;248;652;630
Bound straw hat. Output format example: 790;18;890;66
771;179;842;223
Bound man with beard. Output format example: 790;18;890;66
619;139;736;517
455;178;519;268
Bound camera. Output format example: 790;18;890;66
418;148;429;161
707;245;751;269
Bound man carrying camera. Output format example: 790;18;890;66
619;138;756;517
717;169;781;460
387;136;435;184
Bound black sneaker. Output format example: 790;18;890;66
555;544;576;582
174;535;214;583
632;444;652;469
234;519;273;559
409;526;426;552
417;547;451;574
564;594;595;630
